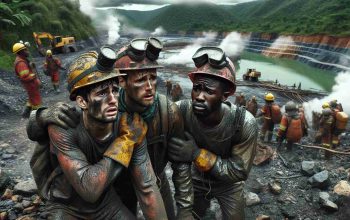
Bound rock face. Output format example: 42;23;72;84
244;33;350;72
308;171;330;189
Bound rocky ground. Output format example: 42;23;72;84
1;36;350;220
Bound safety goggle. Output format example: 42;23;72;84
118;37;163;62
192;47;235;75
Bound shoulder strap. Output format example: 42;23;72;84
232;106;246;144
158;94;169;144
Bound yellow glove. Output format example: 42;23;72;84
104;113;148;167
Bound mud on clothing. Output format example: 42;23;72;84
118;93;193;219
14;55;41;108
43;114;158;220
177;100;258;220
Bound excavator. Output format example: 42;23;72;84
33;32;78;56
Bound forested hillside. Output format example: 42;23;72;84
117;0;350;36
0;0;96;69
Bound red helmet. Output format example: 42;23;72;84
188;48;236;95
115;38;163;71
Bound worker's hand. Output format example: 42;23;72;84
119;112;148;146
38;102;80;129
104;113;147;167
168;132;201;162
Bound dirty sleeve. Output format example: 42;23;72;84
168;101;194;218
26;109;49;143
209;112;258;182
129;139;167;219
48;124;123;204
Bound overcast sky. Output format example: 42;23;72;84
95;0;258;11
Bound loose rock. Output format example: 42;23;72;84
245;192;261;206
308;170;330;189
269;181;282;194
13;179;37;196
301;161;316;176
334;180;350;197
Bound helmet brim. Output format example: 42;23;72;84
188;71;236;95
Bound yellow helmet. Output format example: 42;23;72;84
67;46;125;101
322;102;330;109
46;50;52;56
12;43;27;54
264;92;274;101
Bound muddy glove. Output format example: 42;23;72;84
37;102;80;129
168;131;201;163
104;113;148;167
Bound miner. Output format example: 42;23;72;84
13;42;42;118
26;38;193;219
27;47;166;219
44;49;65;93
168;46;258;219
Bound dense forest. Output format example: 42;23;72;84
0;0;96;69
117;0;350;36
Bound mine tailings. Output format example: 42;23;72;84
241;33;350;72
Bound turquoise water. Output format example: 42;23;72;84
236;51;336;92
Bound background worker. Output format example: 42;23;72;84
44;49;65;93
13;42;42;118
246;95;258;117
256;93;281;142
276;101;307;151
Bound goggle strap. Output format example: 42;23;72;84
67;65;99;92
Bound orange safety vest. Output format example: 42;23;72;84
14;55;36;82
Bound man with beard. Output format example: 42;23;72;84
27;47;166;219
13;42;42;118
168;47;258;219
27;38;193;219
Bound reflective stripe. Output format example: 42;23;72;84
18;69;29;76
264;116;271;120
279;125;286;131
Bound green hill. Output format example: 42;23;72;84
0;0;96;70
117;3;237;32
118;0;350;36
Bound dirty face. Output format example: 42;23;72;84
124;69;157;107
87;82;119;123
191;75;224;118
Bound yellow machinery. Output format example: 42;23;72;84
243;68;261;82
33;32;78;56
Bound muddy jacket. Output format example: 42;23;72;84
126;94;193;218
27;94;193;219
28;114;165;219
177;100;258;187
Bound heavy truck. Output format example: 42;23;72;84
33;32;78;56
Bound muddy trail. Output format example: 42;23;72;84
1;38;350;220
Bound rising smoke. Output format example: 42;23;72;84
162;32;247;65
162;32;217;65
80;0;120;45
151;26;167;36
303;71;350;122
219;32;248;57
